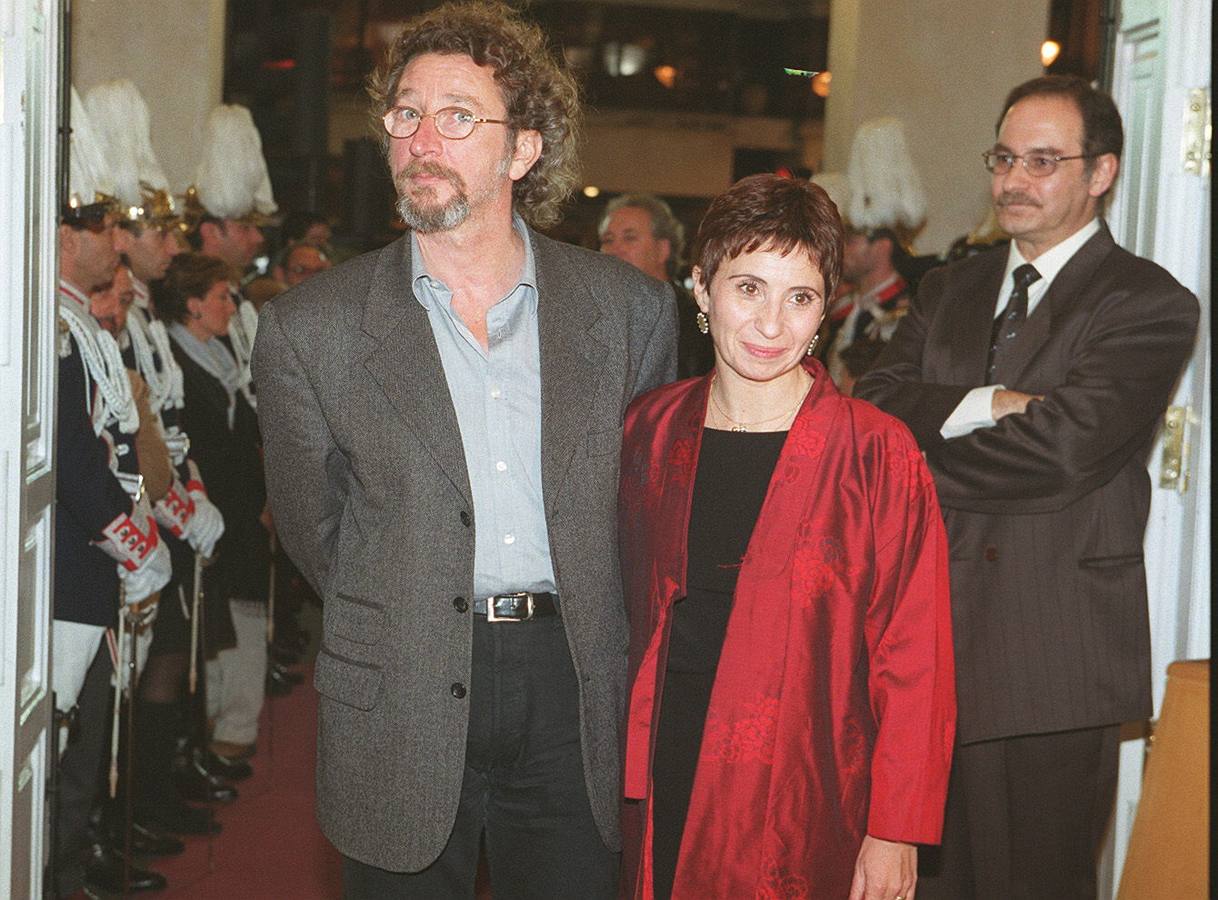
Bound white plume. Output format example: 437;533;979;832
84;79;169;208
69;86;115;203
810;171;851;225
194;105;277;219
846;117;927;231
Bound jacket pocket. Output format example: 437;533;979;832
586;426;624;457
1079;553;1144;569
326;592;387;645
314;644;382;710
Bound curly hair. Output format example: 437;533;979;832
691;174;844;303
151;253;231;325
367;1;582;229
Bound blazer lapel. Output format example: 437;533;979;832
360;236;472;506
534;232;612;515
998;224;1118;385
947;251;1006;384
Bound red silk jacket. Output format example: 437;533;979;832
618;360;956;899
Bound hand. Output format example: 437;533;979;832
120;539;171;605
183;472;225;558
259;502;275;541
991;389;1044;420
153;479;196;538
187;495;225;558
847;835;916;900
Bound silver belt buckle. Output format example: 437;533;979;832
487;591;533;622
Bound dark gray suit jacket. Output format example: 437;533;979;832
856;224;1197;744
252;228;676;870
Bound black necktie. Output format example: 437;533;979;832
986;263;1041;383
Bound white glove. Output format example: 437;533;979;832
187;493;224;558
153;478;196;539
120;539;171;605
183;465;225;558
96;496;171;604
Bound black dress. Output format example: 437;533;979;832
651;427;787;899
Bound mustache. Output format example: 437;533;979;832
996;192;1040;208
396;161;465;189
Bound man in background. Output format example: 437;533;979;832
599;193;711;378
856;75;1199;898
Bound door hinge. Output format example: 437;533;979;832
1158;405;1192;492
1182;87;1211;176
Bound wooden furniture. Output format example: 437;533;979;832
1117;660;1208;899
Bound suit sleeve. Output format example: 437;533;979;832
57;345;133;536
923;280;1197;514
864;425;955;844
631;281;678;401
855;266;978;449
251;300;346;594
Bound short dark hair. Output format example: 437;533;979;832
691;174;844;302
281;210;329;243
367;1;582;228
152;253;230;324
998;75;1124;162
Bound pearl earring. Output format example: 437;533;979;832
806;334;820;356
696;311;709;335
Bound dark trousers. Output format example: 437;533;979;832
54;642;112;896
343;615;618;899
918;724;1121;900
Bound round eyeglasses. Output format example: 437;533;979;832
982;150;1098;177
382;105;510;141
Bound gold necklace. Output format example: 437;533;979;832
708;373;812;432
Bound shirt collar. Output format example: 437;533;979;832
1003;217;1101;287
58;278;91;313
411;214;538;311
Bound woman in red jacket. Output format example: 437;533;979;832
618;174;956;900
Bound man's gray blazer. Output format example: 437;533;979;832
251;227;677;871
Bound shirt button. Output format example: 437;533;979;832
503;533;515;545
460;511;471;527
495;461;507;472
450;682;467;699
452;596;468;613
490;388;502;399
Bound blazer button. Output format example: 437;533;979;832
450;682;467;699
459;511;471;527
984;545;999;562
452;596;468;613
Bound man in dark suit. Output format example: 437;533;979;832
252;3;676;897
856;75;1198;898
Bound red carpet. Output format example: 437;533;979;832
156;667;344;899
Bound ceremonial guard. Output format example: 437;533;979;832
173;104;277;771
825;118;926;394
85;79;232;841
182;103;277;409
52;87;171;897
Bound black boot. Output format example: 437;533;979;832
82;840;167;894
133;701;222;836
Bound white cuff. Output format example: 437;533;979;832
940;385;1003;439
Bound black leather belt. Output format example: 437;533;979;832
473;591;559;622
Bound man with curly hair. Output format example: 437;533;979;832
252;2;676;896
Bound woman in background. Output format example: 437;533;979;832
618;174;956;900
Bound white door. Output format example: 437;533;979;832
0;1;62;896
1102;0;1211;895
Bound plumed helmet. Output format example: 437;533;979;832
846;117;927;247
188;104;278;227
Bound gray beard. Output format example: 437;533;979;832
397;190;471;233
393;152;512;234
